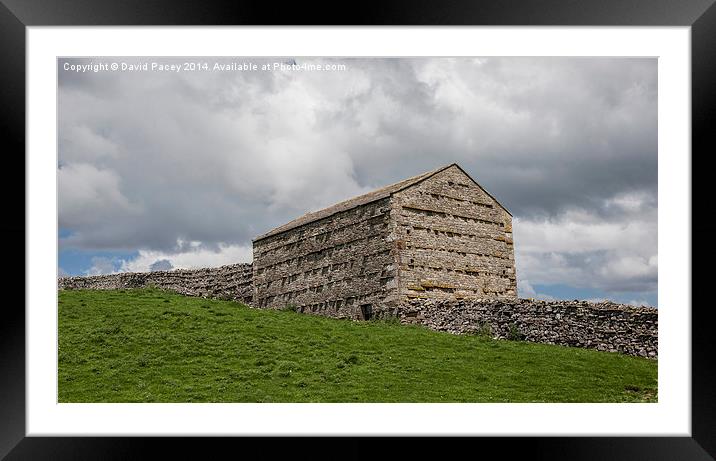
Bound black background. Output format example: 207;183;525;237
1;0;713;459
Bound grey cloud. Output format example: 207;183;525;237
58;57;657;297
149;259;173;272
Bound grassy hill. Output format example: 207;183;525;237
58;288;657;403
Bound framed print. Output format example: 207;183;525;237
4;0;715;458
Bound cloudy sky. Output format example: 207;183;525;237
58;57;657;306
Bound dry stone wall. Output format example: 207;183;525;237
397;298;658;358
57;263;254;303
252;197;397;319
391;166;517;301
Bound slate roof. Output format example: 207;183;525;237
253;163;510;242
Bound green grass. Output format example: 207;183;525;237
58;288;657;403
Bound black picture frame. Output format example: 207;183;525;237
3;0;713;459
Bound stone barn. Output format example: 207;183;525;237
252;163;516;319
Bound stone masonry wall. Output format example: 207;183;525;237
252;197;397;318
58;263;254;304
397;298;658;358
391;166;517;301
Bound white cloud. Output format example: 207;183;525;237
627;299;653;307
118;240;252;273
517;279;557;301
513;202;657;295
58;163;140;229
85;256;121;275
80;239;252;275
585;298;607;303
598;255;657;280
59;124;119;163
517;279;537;297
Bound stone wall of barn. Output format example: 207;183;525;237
252;197;398;318
390;166;517;302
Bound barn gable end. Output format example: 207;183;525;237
390;165;516;301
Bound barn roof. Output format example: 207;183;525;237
253;163;511;242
